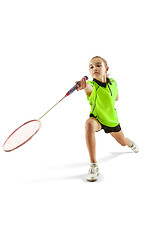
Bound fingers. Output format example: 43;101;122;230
76;77;87;91
82;77;87;89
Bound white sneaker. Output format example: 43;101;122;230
86;163;99;182
129;140;139;153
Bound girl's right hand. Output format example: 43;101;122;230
75;77;87;91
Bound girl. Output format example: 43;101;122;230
76;56;139;182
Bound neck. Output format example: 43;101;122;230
94;75;107;83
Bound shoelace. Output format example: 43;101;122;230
131;143;136;150
89;167;98;174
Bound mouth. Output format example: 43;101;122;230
94;72;99;74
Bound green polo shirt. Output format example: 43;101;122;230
85;78;119;127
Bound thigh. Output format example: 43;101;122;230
85;117;102;132
110;130;126;146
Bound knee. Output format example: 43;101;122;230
85;119;95;133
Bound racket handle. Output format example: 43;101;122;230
66;76;88;96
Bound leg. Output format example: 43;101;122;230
85;117;102;163
110;130;133;147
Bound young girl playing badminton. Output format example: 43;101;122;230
76;56;139;182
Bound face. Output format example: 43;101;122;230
89;58;109;82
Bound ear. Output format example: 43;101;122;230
106;66;109;72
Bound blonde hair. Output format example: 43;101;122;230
90;56;109;78
91;56;108;67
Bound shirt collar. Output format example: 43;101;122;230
93;78;112;88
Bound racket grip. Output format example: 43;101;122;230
66;76;88;96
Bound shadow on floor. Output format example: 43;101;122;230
28;152;133;183
48;151;133;170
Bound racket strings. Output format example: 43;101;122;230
3;120;41;152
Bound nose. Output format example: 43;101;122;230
92;66;97;71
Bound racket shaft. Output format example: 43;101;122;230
39;76;88;120
39;96;66;120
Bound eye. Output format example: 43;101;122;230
89;66;93;69
97;64;101;67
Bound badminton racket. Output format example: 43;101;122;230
3;76;88;152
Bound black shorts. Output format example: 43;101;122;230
90;114;121;133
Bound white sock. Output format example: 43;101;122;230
90;163;98;167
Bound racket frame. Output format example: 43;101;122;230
3;119;41;152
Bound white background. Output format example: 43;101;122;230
0;0;160;239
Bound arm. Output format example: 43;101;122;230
84;83;93;97
115;93;119;101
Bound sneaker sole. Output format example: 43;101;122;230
87;179;97;182
86;176;98;182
